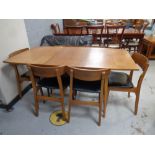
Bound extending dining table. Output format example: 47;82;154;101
4;46;139;71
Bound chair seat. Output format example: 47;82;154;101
73;79;101;93
125;38;139;46
104;38;112;44
128;40;139;46
104;39;122;48
37;74;69;89
108;71;133;88
108;44;120;48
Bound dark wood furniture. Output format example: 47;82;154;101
8;48;30;98
57;27;144;48
65;26;84;35
68;67;110;126
142;35;155;59
28;65;69;119
109;53;149;115
85;25;104;46
104;25;125;48
63;19;88;27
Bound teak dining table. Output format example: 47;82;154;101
4;46;139;70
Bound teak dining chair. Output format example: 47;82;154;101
109;53;149;115
68;67;110;126
28;65;69;118
85;25;104;46
9;48;30;98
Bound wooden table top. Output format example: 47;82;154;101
4;46;139;70
144;35;155;44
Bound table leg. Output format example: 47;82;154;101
146;44;154;58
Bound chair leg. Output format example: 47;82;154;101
72;90;77;99
103;91;108;118
47;88;50;96
134;92;140;115
68;100;71;122
134;47;136;52
61;101;66;121
39;88;45;103
128;47;131;53
34;97;39;116
17;82;22;98
98;93;102;126
107;89;110;101
51;88;53;95
128;92;130;98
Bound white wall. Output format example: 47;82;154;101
24;19;63;48
0;19;29;104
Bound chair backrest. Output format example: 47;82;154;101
51;23;60;34
132;53;149;72
29;65;66;95
131;53;149;88
65;26;83;35
142;21;149;32
68;67;110;81
51;24;57;34
133;19;145;32
56;23;60;33
29;65;66;78
85;25;104;35
9;48;29;58
106;25;125;46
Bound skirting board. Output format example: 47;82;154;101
0;84;32;111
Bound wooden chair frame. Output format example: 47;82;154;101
85;25;104;46
68;67;110;126
105;25;125;48
9;48;30;98
109;53;149;115
65;26;84;35
28;65;67;119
